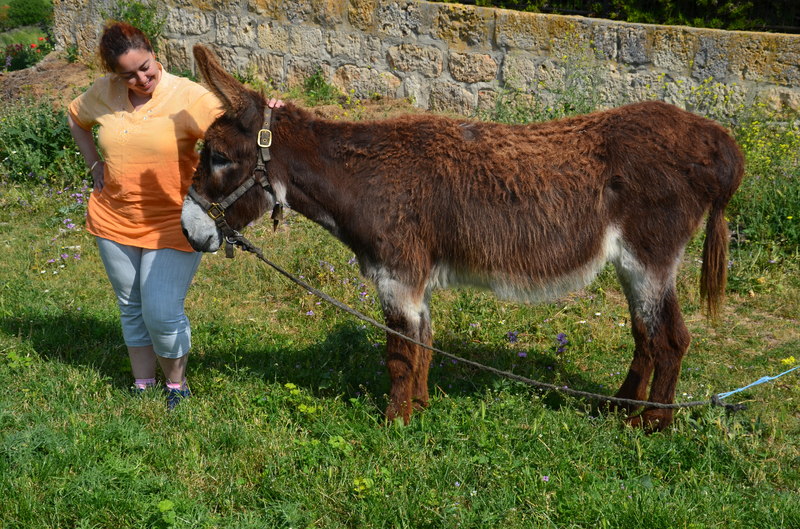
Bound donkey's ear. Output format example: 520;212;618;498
193;44;249;115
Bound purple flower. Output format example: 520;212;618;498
60;254;69;260
517;351;528;358
556;333;568;345
506;331;518;343
542;476;550;482
305;310;314;316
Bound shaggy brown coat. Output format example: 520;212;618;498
182;45;744;430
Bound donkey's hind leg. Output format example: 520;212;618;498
615;260;691;430
635;287;690;430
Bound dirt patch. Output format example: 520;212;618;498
0;52;96;107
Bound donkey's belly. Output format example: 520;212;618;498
429;226;624;303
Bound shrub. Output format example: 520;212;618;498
5;0;53;29
3;36;53;72
100;0;166;53
0;97;85;187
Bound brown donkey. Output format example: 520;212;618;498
182;45;743;430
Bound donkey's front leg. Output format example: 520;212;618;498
384;313;423;424
377;276;429;424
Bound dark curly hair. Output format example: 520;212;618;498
98;22;153;72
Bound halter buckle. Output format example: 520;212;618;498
207;203;225;220
257;129;272;148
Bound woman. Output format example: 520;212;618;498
68;22;280;409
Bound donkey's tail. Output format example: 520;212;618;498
700;131;744;319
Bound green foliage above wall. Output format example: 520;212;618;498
451;0;799;33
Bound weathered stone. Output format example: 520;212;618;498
619;25;649;65
476;89;498;111
333;65;402;99
327;32;382;65
348;0;376;31
449;52;497;83
161;40;192;72
287;60;333;88
53;0;800;119
256;21;289;53
387;44;443;77
252;52;285;84
288;26;325;58
433;3;492;49
591;24;618;61
692;36;730;82
213;46;252;75
247;0;282;18
501;52;537;91
651;27;697;73
165;8;212;36
215;15;258;48
376;0;423;38
429;81;474;115
760;86;800;113
495;11;550;51
402;75;427;107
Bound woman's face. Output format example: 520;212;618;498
114;48;160;98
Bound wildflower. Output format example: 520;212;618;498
541;476;550;482
781;356;796;366
517;351;527;358
556;333;568;353
60;253;69;260
306;310;314;316
506;330;518;343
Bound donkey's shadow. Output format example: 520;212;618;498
0;309;606;414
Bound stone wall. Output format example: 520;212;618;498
52;0;800;116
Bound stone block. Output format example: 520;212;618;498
289;26;325;58
619;25;649;66
429;81;474;115
257;21;290;53
287;60;333;88
215;14;258;48
348;0;376;31
692;35;730;82
165;8;212;36
495;11;550;51
449;52;498;83
387;44;443;77
376;0;424;38
433;3;493;49
333;65;402;99
501;52;537;91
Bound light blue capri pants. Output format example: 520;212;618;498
96;237;202;359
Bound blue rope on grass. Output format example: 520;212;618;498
715;364;800;400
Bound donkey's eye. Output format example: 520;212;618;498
210;151;231;167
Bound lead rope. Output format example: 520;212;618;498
223;231;751;414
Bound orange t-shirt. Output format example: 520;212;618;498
68;67;224;251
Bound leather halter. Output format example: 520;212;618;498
187;107;284;257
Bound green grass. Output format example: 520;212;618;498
0;25;46;47
1;64;799;527
0;176;798;528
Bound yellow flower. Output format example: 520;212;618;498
781;356;796;366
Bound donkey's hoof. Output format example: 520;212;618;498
384;402;412;426
626;409;674;432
